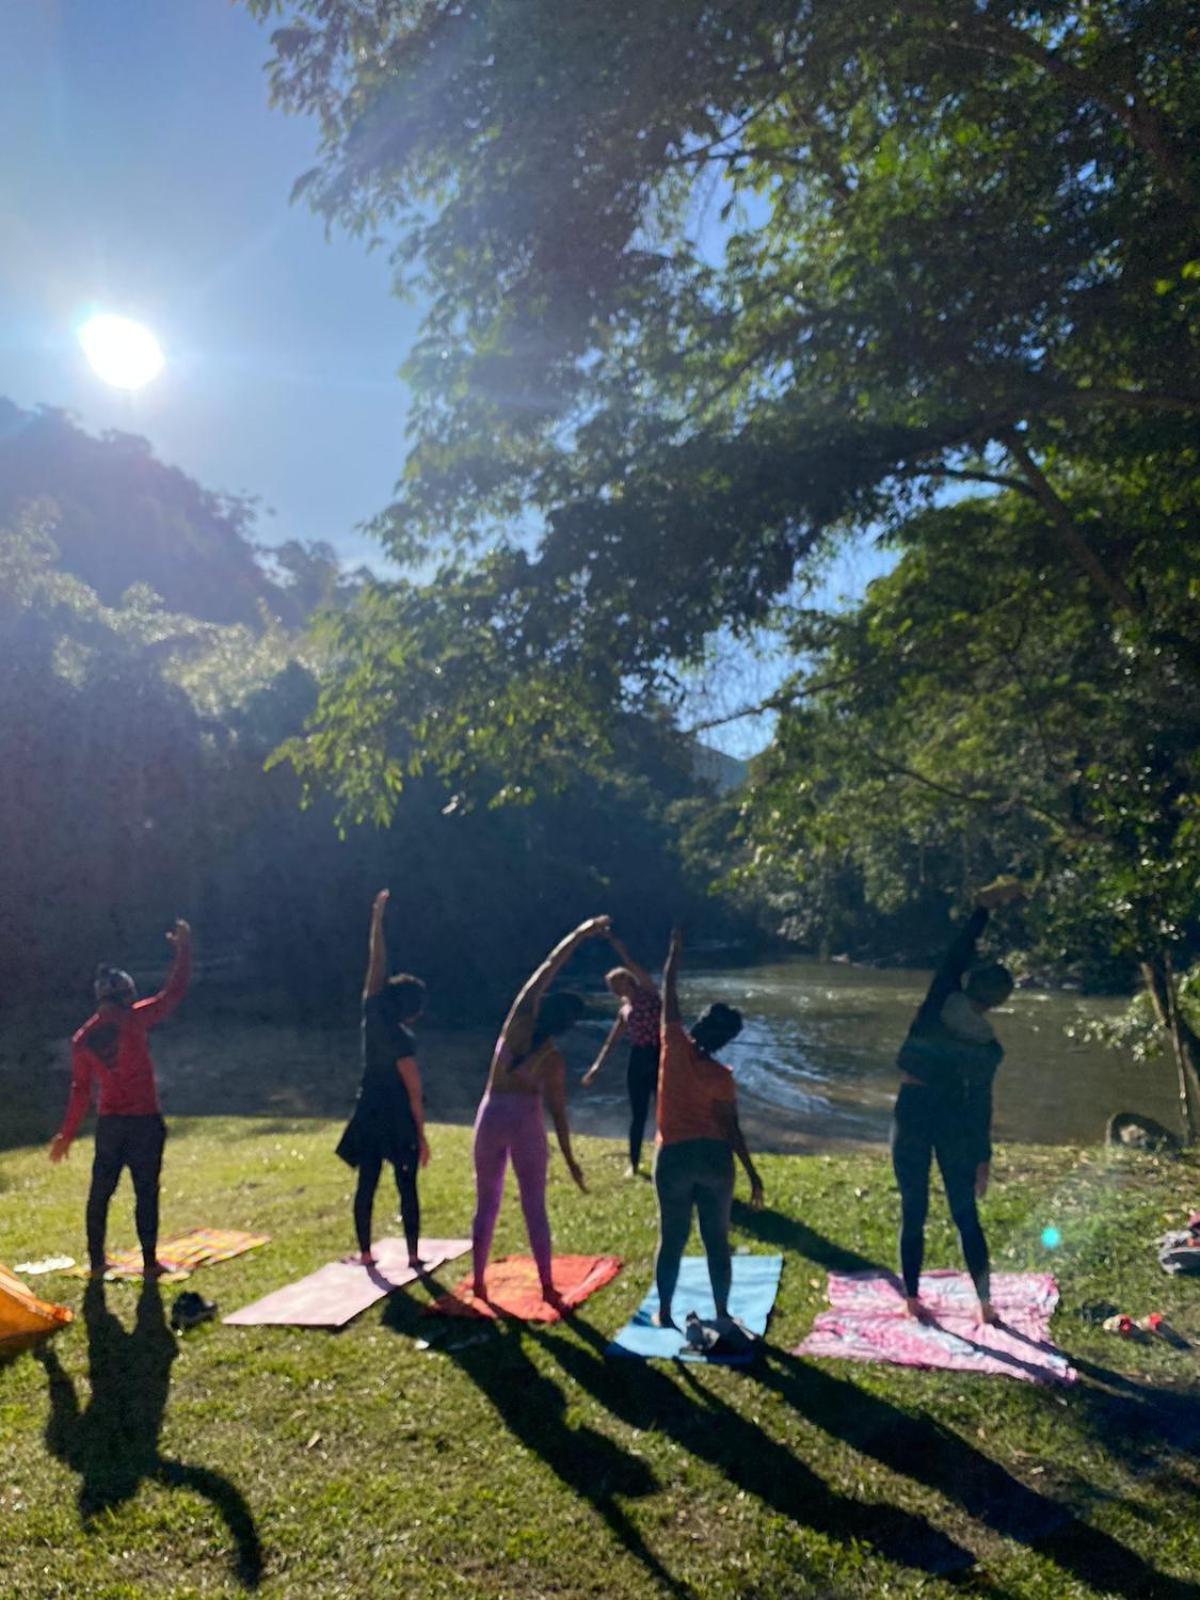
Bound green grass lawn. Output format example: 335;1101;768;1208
2;1121;1198;1600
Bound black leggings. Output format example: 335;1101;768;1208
891;1087;989;1300
88;1114;167;1271
626;1043;658;1168
354;1146;420;1257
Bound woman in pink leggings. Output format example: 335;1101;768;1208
470;916;610;1301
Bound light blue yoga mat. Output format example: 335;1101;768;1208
607;1254;783;1363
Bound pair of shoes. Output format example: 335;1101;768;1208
683;1311;759;1357
170;1291;217;1332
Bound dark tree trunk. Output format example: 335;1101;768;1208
1140;956;1200;1144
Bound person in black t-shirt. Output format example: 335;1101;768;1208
336;890;429;1269
891;881;1022;1325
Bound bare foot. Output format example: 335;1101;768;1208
979;1301;1001;1326
651;1309;676;1330
905;1296;933;1323
342;1251;374;1266
143;1260;169;1280
407;1256;426;1273
470;1280;487;1300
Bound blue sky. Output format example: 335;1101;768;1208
0;0;417;567
0;1;894;756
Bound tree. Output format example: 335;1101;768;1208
244;0;1199;685
738;471;1200;1136
0;400;291;626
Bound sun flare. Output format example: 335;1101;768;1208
79;313;165;390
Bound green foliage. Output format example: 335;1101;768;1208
244;0;1200;689
1071;965;1200;1064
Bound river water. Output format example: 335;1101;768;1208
652;959;1183;1152
126;956;1184;1156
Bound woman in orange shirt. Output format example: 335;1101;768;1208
652;926;763;1328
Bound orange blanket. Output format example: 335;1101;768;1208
426;1254;621;1323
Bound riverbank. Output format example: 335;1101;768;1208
2;1123;1198;1598
4;956;1183;1160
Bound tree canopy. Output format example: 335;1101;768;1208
247;0;1199;688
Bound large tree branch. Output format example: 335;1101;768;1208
927;12;1200;213
998;428;1143;615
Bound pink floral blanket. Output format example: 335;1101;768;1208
795;1270;1076;1385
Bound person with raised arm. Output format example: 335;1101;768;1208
336;889;430;1270
582;931;661;1176
49;919;192;1278
891;880;1024;1325
652;926;763;1330
469;916;611;1303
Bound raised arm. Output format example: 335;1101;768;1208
582;1013;627;1087
543;1059;586;1191
607;933;657;994
503;916;611;1035
363;890;389;1001
661;925;683;1028
134;919;192;1027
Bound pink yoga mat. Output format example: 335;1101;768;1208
223;1237;470;1328
795;1270;1076;1385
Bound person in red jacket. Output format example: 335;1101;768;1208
49;919;192;1277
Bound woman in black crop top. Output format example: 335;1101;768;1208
336;890;430;1269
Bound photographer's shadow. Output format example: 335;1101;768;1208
38;1279;263;1588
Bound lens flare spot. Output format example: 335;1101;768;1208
79;313;165;390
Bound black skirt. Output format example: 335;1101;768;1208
335;1102;416;1169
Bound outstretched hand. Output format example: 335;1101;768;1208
749;1178;765;1211
48;1134;70;1165
166;918;191;947
372;889;390;917
580;915;612;939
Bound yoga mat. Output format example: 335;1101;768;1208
67;1228;270;1283
427;1254;622;1323
606;1254;783;1364
224;1237;470;1327
795;1270;1076;1385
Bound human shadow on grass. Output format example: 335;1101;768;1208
36;1280;264;1589
730;1199;883;1274
437;1321;693;1600
532;1315;973;1581
1067;1352;1200;1487
754;1347;1200;1600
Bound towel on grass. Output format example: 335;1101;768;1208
224;1237;470;1327
426;1254;622;1323
606;1255;783;1364
67;1228;270;1282
795;1269;1075;1385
